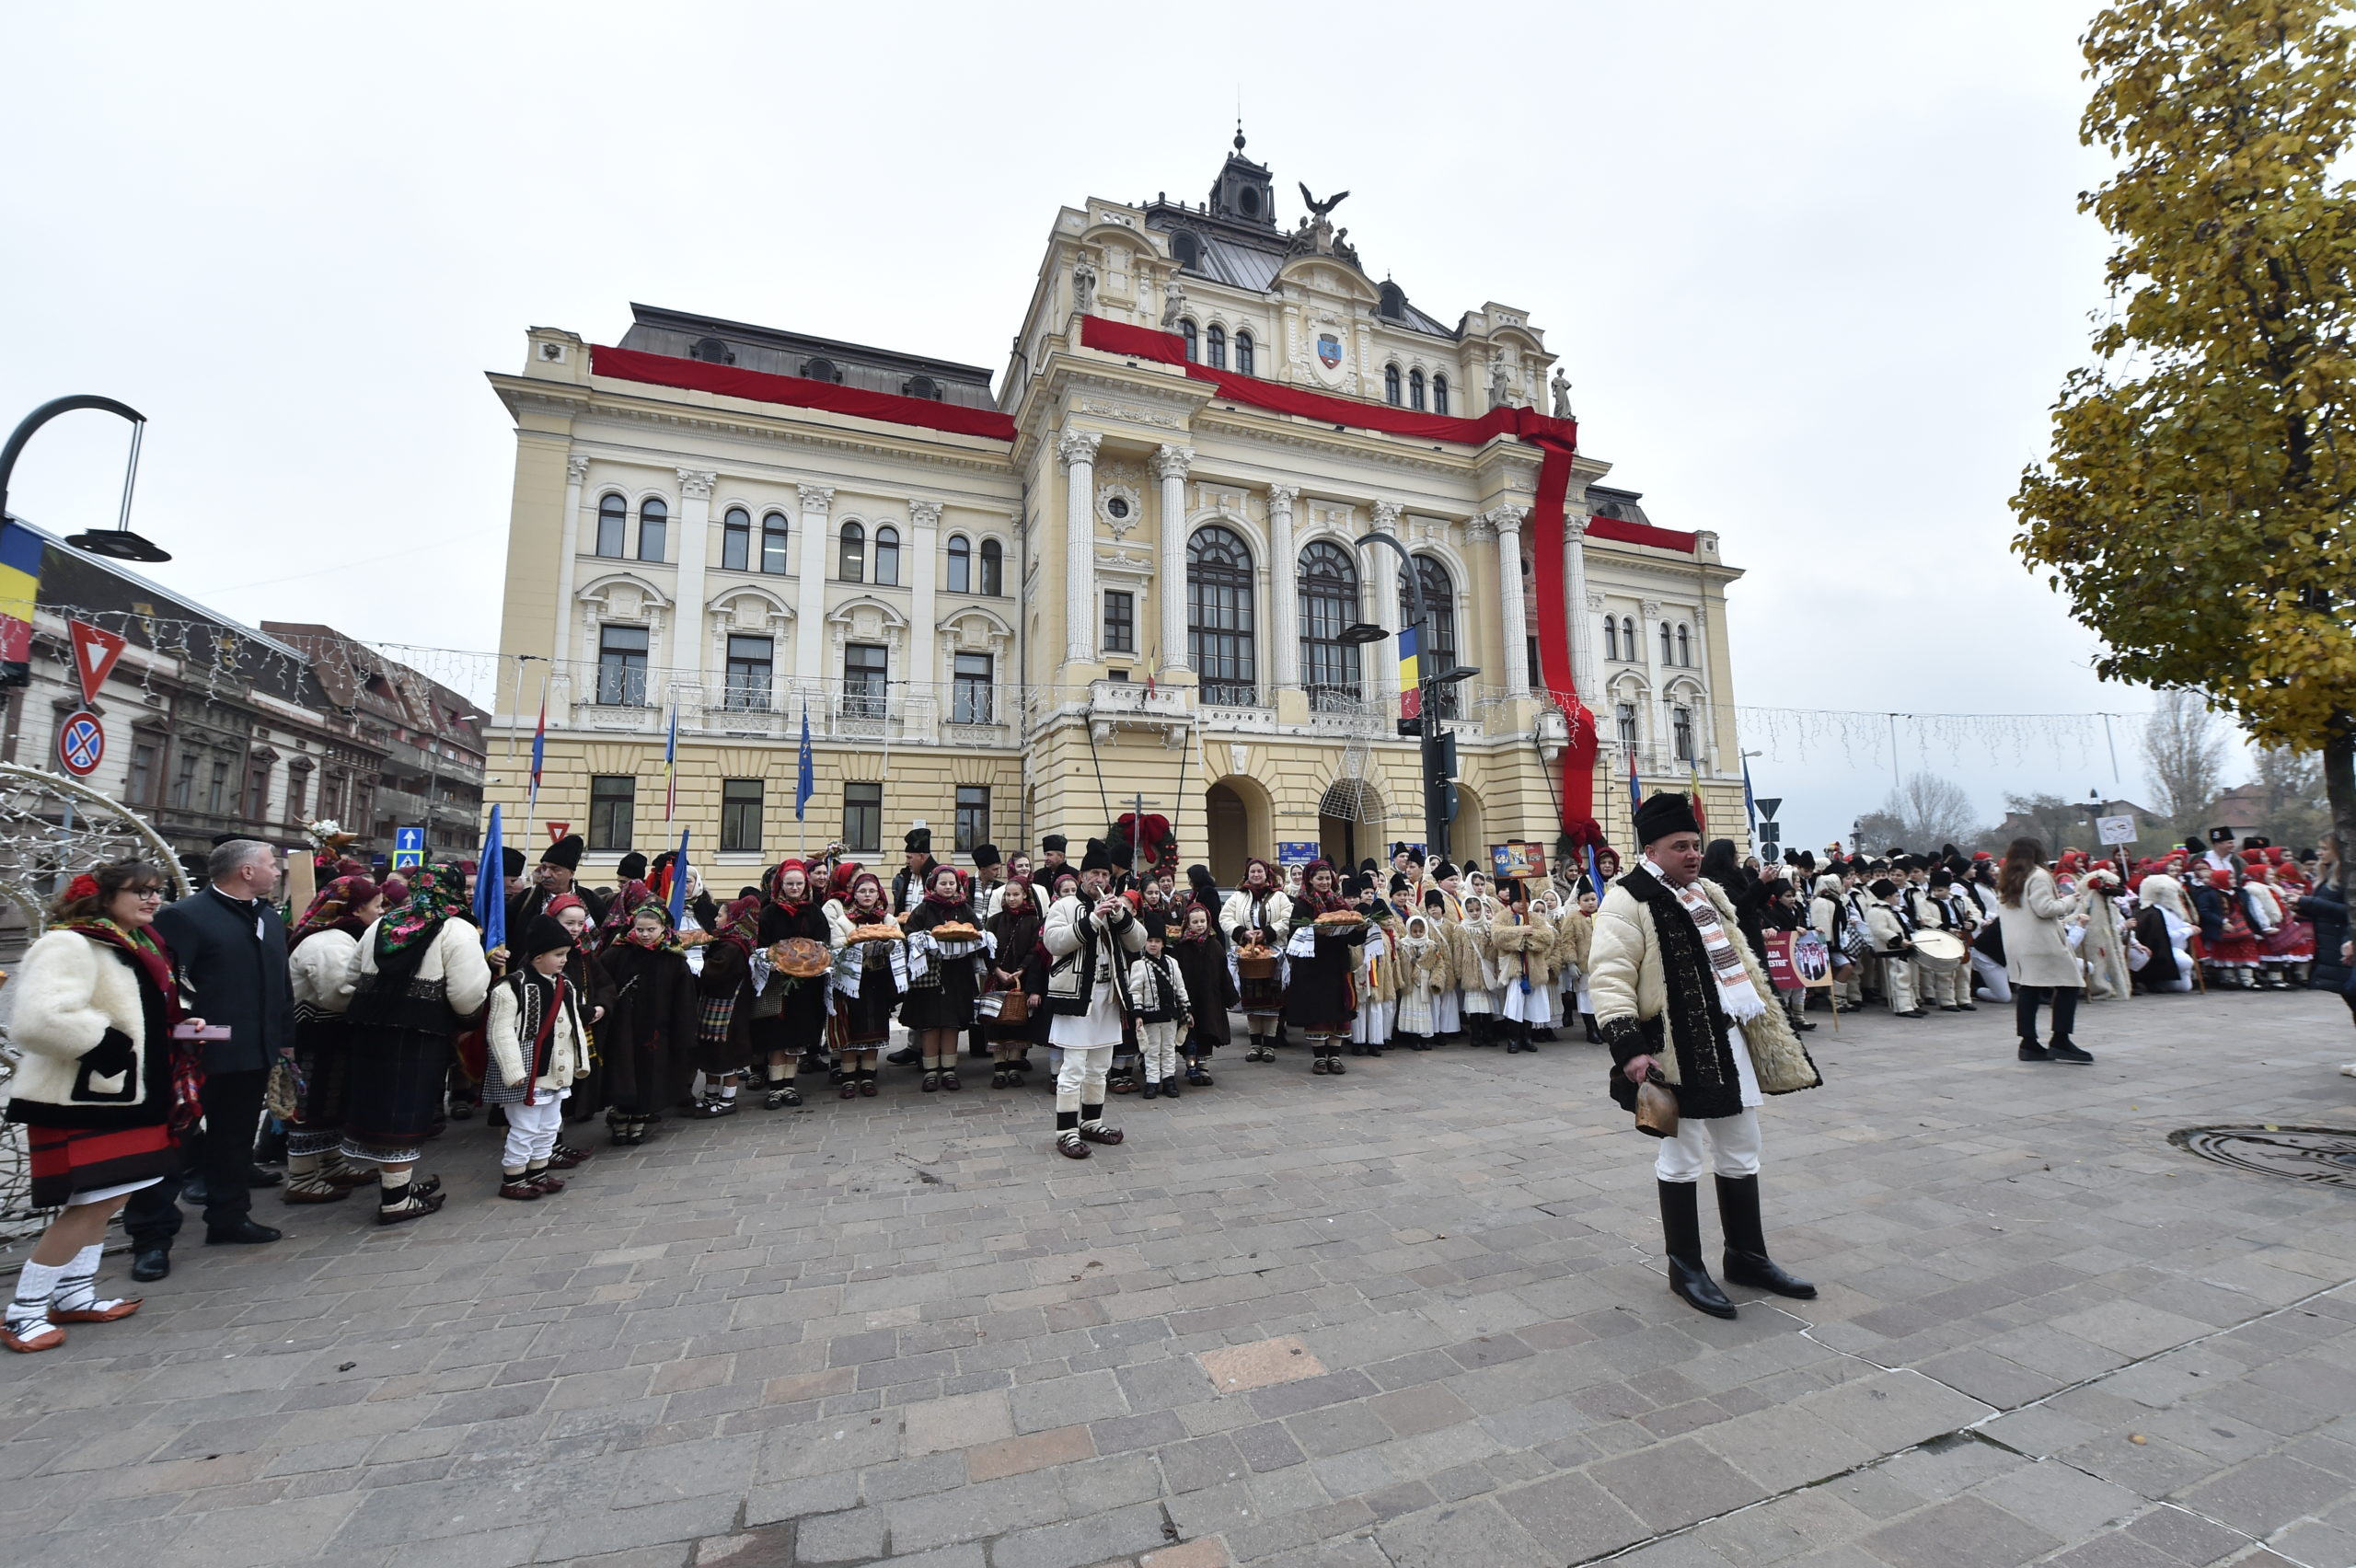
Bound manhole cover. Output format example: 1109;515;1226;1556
2169;1125;2356;1188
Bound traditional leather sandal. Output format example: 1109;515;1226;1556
379;1189;447;1224
2;1318;64;1352
1080;1122;1124;1145
282;1173;350;1204
51;1297;141;1324
549;1143;593;1169
496;1180;542;1202
1057;1129;1091;1159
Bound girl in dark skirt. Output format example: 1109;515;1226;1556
6;861;185;1351
595;889;699;1145
754;860;832;1108
283;874;385;1203
984;879;1044;1088
687;897;763;1118
1283;859;1368;1078
830;870;902;1098
901;866;985;1092
1168;902;1237;1087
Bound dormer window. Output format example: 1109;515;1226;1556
903;375;941;400
689;336;736;364
801;357;841;384
1378;282;1409;320
1170;230;1202;268
1238;187;1260;217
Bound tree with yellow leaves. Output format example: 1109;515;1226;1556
2014;0;2355;883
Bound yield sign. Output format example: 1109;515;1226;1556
67;619;126;705
547;821;572;843
1754;797;1784;822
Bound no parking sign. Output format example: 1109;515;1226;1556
56;709;103;777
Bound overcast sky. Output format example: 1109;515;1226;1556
2;2;2246;851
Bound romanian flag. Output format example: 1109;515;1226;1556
0;522;42;686
1689;763;1708;836
1397;624;1421;721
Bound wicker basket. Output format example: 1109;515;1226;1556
1236;946;1280;981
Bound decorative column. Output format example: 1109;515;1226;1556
1564;507;1597;702
908;500;941;736
1152;444;1193;675
1058;430;1102;667
553;454;587;667
1491;504;1530;699
794;483;833;702
675;469;715;698
1267;484;1299;687
1369;502;1403;716
1640;597;1666;771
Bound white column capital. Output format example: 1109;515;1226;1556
1151;443;1195;481
1266;483;1299;513
1641;598;1664;619
567;455;590;483
797;483;835;513
1369;500;1403;531
676;468;717;501
1057;429;1103;468
1563;508;1591;540
908;499;943;529
1466;512;1497;543
1490;502;1529;536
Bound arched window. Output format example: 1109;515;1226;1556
1180;319;1199;362
1604;617;1619;662
1207;324;1227;370
595;494;627;558
1236;330;1255;376
722;506;752;571
761;511;790;573
838;522;865;582
1659;622;1674;664
638;498;667;562
1297;541;1362;710
1677;624;1692;666
946;534;971;594
1672;705;1694;762
978;537;1003;596
873;525;901;586
1186;525;1256;706
1384;363;1403;405
1402;555;1460;719
1433;375;1449;415
1409;369;1426;410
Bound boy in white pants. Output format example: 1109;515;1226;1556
485;917;590;1201
1128;924;1191;1101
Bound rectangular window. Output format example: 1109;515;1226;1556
952;651;993;724
208;758;231;814
597;624;650;706
954;785;989;854
244;760;271;820
843;781;882;854
589;775;637;850
285;764;308;821
721;778;764;852
128;742;158;806
724;634;773;711
843;641;887;719
1615;703;1638;747
1672;706;1694;763
638;509;666;562
1103;590;1134;654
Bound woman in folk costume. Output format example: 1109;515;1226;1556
595;886;699;1145
545;893;615;1135
1348;876;1397;1057
828;870;904;1099
900;865;987;1092
984;878;1045;1089
4;862;190;1352
752;860;831;1108
1392;913;1451;1050
1042;839;1146;1157
2194;866;2265;986
483;917;592;1201
1220;858;1293;1061
2242;852;2295;988
2077;864;2133;1001
1282;859;1369;1077
1453;891;1502;1047
2258;853;2316;984
283;874;385;1205
1166;901;1236;1084
686;896;762;1118
341;864;491;1224
1589;793;1821;1320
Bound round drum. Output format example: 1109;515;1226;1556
1911;928;1967;973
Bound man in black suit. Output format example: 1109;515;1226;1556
125;837;296;1277
510;833;604;929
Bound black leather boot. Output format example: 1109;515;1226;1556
1715;1174;1817;1298
1659;1179;1736;1319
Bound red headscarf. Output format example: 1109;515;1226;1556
2208;867;2237;889
772;859;813;916
1296;858;1347;916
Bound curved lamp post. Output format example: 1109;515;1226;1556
1341;528;1479;860
0;395;170;562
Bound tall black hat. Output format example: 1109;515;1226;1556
541;834;584;871
1633;791;1700;846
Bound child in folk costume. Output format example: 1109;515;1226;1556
1349;887;1398;1056
753;861;831;1107
593;885;698;1146
1283;859;1369;1077
1392;914;1451;1049
983;879;1045;1089
1220;859;1293;1061
1042;841;1146;1158
1127;923;1192;1100
1862;879;1925;1018
1497;881;1557;1049
1561;889;1602;1042
484;917;593;1200
684;897;761;1118
2242;853;2294;989
1166;902;1235;1086
829;870;905;1098
1454;893;1501;1047
546;894;615;1137
1525;887;1565;1040
901;866;987;1092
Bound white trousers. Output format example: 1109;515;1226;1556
1655;1106;1762;1183
1881;955;1917;1012
1970;951;2012;1003
502;1095;566;1169
1056;1044;1114;1113
1138;1021;1181;1083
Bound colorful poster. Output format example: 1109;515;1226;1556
1276;840;1321;868
0;521;42;686
1763;930;1799;990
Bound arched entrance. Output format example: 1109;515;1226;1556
1317;778;1384;870
1203;774;1272;887
1449;781;1485;872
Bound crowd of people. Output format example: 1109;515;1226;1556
4;806;2350;1349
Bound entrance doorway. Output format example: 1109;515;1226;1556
1206;781;1250;887
1316;778;1382;870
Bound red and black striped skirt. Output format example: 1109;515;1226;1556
27;1123;173;1208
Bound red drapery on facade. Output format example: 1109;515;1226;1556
588;344;1021;441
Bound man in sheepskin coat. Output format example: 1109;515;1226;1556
1589;792;1822;1320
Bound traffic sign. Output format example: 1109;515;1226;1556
56;709;104;777
393;826;425;870
546;821;571;843
1757;821;1781;844
67;620;126;704
1754;797;1783;822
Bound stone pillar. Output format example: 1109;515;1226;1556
1153;444;1193;675
1267;484;1299;688
675;469;715;699
554;455;586;667
1640;597;1666;771
1058;430;1101;667
1491;505;1530;700
1564;507;1597;704
1369;502;1403;716
794;483;833;703
908;500;941;737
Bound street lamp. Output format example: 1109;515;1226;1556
0;396;171;562
1350;529;1481;860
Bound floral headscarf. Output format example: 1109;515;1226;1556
593;879;654;953
715;894;762;954
293;875;379;949
1296;858;1348;917
374;864;469;960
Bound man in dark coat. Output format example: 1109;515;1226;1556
890;825;939;917
511;834;605;928
1039;835;1069;883
125;837;298;1275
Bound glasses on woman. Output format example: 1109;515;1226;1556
129;887;165;901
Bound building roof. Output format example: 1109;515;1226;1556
260;622;485;758
619;304;998;410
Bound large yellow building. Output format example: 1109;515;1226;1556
486;142;1750;884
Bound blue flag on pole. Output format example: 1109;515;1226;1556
474;804;506;951
1626;743;1642;813
1587;841;1604;896
668;828;690;928
1741;755;1759;836
796;703;814;822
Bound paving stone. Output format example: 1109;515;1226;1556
1860;1493;2062;1567
1589;1437;1766;1533
1376;1497;1556;1568
903;1389;1014;1455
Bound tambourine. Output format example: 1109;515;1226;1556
772;938;831;978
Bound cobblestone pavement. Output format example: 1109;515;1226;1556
6;989;2356;1568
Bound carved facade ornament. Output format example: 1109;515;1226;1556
797;482;836;513
1266;483;1299;513
567;455;590;483
1551;368;1575;421
1489;503;1530;535
1466;513;1497;543
1057;429;1103;468
1075;399;1182;429
1072;256;1097;316
1641;599;1664;618
1564;510;1592;540
1151;444;1195;482
908;500;943;529
1587;592;1606;611
676;468;717;501
1096;482;1145;538
1369;501;1402;532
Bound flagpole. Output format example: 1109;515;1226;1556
521;669;549;853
